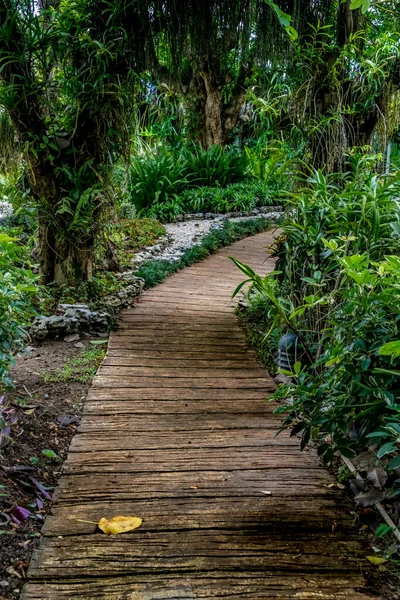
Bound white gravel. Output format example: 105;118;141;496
0;201;13;222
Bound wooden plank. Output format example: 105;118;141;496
105;349;258;359
40;498;353;537
83;399;274;415
27;531;365;578
63;447;327;474
103;356;262;368
52;469;336;503
69;429;299;452
98;366;267;378
91;376;272;388
86;388;273;400
21;579;372;600
112;329;247;339
77;414;274;431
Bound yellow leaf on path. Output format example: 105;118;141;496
366;556;387;565
98;516;142;535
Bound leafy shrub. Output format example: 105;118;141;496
180;179;279;214
95;217;166;271
130;153;190;211
232;157;400;483
147;194;186;223
180;144;249;187
117;201;136;220
129;145;249;216
40;271;125;315
0;233;39;388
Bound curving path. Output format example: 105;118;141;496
22;232;377;599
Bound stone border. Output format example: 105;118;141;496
173;205;283;222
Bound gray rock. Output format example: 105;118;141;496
74;342;85;348
57;303;89;312
64;333;80;343
100;296;122;309
274;373;292;384
30;305;112;341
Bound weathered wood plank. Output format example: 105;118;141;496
92;376;272;389
69;429;299;451
98;366;267;378
52;469;336;503
77;413;277;431
41;498;353;537
27;531;365;578
62;447;335;474
83;399;273;414
22;574;371;600
86;388;273;400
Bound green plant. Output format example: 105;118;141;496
129;145;251;218
178;179;280;215
0;232;39;388
231;157;400;491
42;449;61;462
118;202;137;220
42;346;105;384
180;144;249;188
97;217;166;269
130;153;190;212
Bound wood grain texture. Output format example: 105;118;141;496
21;232;378;600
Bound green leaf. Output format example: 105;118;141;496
361;0;371;13
377;441;396;459
290;421;306;437
366;430;391;439
388;455;400;470
350;0;364;9
42;449;58;460
375;524;392;538
339;446;356;459
379;340;400;358
293;361;301;375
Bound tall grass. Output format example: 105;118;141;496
129;145;249;213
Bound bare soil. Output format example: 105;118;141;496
0;336;103;598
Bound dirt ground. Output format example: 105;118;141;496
0;335;105;599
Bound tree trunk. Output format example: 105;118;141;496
33;159;95;285
197;70;248;149
38;215;94;285
200;73;224;149
53;239;93;285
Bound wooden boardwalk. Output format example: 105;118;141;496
22;232;377;599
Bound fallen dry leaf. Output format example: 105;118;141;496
366;555;387;565
98;515;142;535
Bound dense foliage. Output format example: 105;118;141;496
234;154;400;481
0;233;38;387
